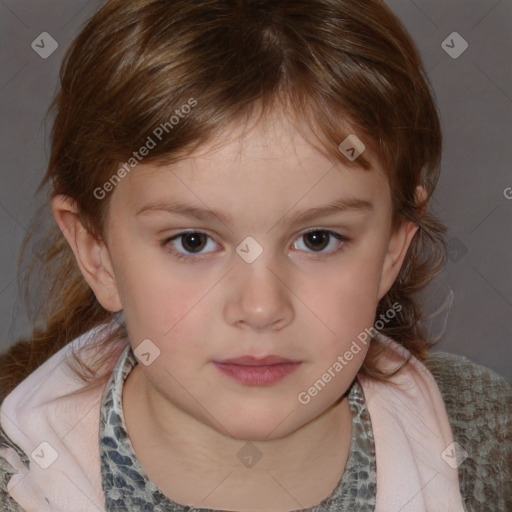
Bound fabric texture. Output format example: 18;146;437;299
100;345;377;511
0;323;510;511
423;351;512;510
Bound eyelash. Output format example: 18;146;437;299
160;229;349;263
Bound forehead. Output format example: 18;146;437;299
110;113;391;223
176;111;383;173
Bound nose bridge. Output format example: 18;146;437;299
225;236;294;331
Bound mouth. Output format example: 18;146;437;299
212;355;302;386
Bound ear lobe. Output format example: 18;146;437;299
377;219;419;301
51;194;122;312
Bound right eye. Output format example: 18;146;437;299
161;231;220;261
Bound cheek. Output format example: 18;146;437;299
112;246;213;343
120;275;210;376
301;250;385;342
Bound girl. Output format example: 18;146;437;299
1;1;510;511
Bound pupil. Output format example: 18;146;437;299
305;231;328;251
183;233;205;252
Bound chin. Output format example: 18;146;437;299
226;425;289;442
218;407;304;442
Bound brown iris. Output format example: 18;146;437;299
303;231;330;252
180;232;208;253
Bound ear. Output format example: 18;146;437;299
51;194;122;312
376;185;426;301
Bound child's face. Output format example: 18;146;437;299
101;113;417;440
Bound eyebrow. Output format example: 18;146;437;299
135;196;374;226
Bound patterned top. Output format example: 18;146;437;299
100;345;376;511
1;345;511;511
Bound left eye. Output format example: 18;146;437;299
292;229;345;253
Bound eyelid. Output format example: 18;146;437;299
292;228;347;257
162;230;220;261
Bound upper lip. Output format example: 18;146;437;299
214;355;301;366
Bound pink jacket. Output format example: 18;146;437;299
0;325;465;511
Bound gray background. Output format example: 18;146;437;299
0;1;510;382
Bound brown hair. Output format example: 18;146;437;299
0;0;446;400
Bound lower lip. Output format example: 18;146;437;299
212;362;301;386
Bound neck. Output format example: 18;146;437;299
123;363;354;510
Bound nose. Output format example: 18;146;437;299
224;256;294;333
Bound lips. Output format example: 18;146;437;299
215;355;300;366
212;355;302;386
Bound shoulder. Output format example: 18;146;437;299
424;350;511;405
424;351;511;417
423;351;512;511
0;426;26;512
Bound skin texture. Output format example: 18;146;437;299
52;113;419;510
